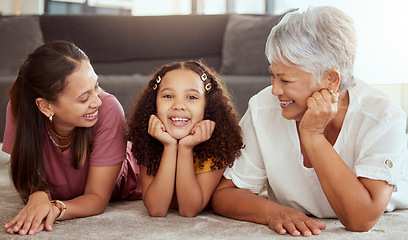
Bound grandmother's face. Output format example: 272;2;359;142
269;62;323;121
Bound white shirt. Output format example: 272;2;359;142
224;80;408;218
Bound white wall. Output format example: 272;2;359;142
274;0;408;85
0;0;44;15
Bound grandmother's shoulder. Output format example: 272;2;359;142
351;80;405;118
248;85;277;107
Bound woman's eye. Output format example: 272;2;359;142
81;97;89;103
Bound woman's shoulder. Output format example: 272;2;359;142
350;80;406;118
248;85;279;110
98;90;125;115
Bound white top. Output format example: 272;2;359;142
224;80;408;218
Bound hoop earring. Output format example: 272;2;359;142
205;83;212;91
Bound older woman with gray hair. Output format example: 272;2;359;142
212;6;408;236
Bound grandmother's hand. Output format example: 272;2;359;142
299;89;339;135
267;204;326;237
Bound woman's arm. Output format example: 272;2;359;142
300;133;393;231
300;89;394;231
4;162;122;235
140;144;178;217
211;177;326;237
58;162;122;219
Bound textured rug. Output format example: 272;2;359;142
1;148;408;240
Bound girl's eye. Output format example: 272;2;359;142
188;96;198;100
163;94;173;98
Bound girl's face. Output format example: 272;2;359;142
270;62;323;121
51;60;102;135
156;69;206;140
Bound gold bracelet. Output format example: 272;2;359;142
51;200;67;220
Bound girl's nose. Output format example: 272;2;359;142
172;99;186;110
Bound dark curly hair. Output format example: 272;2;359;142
127;60;243;176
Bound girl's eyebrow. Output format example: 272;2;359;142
160;88;203;94
159;87;174;92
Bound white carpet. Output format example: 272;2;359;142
1;145;408;239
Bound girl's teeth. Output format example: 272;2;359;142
171;117;189;122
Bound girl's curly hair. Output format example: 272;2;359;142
127;60;243;176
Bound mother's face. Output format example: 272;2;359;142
269;62;324;121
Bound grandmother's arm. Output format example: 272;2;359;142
300;133;394;232
211;177;326;237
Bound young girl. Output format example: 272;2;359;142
3;41;141;236
127;60;243;217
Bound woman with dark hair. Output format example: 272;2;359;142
127;60;243;217
3;40;141;235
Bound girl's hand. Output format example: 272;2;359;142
148;114;177;146
4;191;60;235
299;89;339;136
179;120;215;148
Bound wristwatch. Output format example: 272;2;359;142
51;200;67;220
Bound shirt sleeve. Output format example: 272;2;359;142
355;113;408;187
2;102;15;154
223;97;267;194
89;92;127;167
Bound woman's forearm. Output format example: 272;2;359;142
301;133;393;231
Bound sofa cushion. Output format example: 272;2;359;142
0;16;44;76
220;14;286;76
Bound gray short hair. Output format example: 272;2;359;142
266;6;357;91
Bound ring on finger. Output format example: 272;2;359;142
314;97;321;101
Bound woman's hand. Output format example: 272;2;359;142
148;114;177;146
299;89;339;136
179;120;215;149
4;191;60;235
267;204;326;237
